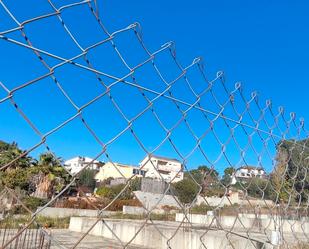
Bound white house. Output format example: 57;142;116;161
64;156;103;175
140;155;183;183
232;166;267;184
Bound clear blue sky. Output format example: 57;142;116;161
0;0;308;174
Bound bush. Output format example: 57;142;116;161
173;178;199;204
110;184;133;200
78;169;97;191
1;168;29;190
129;177;142;191
107;199;142;211
0;216;69;229
202;187;225;197
96;184;133;200
54;198;107;210
23;197;48;211
190;204;213;214
96;186;114;199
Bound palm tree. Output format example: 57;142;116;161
0;140;33;169
38;152;63;167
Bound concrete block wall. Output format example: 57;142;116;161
36;207;114;218
123;206;146;215
69;217;272;249
175;213;309;234
134;191;180;210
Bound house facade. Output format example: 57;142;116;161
64;156;103;175
140;155;184;183
233;166;267;183
95;162;145;182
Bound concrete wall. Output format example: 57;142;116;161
141;178;168;194
36;207;114;218
122;205;174;215
123;206;146;215
134;191;180;210
195;193;274;207
110;178;127;186
175;213;309;234
69;217;271;249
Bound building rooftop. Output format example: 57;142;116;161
147;155;181;163
112;162;140;169
65;156;103;164
238;165;264;171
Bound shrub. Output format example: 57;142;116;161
96;186;114;199
78;169;97;191
107;199;142;211
23;196;48;211
0;216;69;229
202;187;225;197
173;178;199;204
96;184;133;200
190;204;213;214
54;198;107;210
110;184;133;200
129;177;142;191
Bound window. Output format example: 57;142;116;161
133;169;146;176
141;170;146;177
157;160;168;166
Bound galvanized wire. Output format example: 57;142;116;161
0;1;308;249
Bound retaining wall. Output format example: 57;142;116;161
122;206;146;215
36;207;114;218
175;213;309;234
69;217;273;249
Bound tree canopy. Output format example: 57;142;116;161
173;178;200;204
0;141;70;199
273;138;309;203
0;140;33;168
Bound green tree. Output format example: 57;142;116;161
1;167;29;190
96;184;133;200
273;139;309;203
78;169;97;191
224;167;235;176
23;196;48;211
96;186;113;199
0;142;70;199
0;140;32;168
38;152;62;167
184;169;203;184
129;177;142;191
197;165;219;178
221;167;236;186
173;178;200;204
246;178;275;200
184;166;221;197
184;166;219;184
110;184;133;200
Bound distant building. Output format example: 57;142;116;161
64;156;103;175
95;162;145;182
232;166;267;184
140;155;184;183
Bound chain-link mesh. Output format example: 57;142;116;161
0;1;308;249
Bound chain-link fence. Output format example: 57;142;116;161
0;1;308;248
